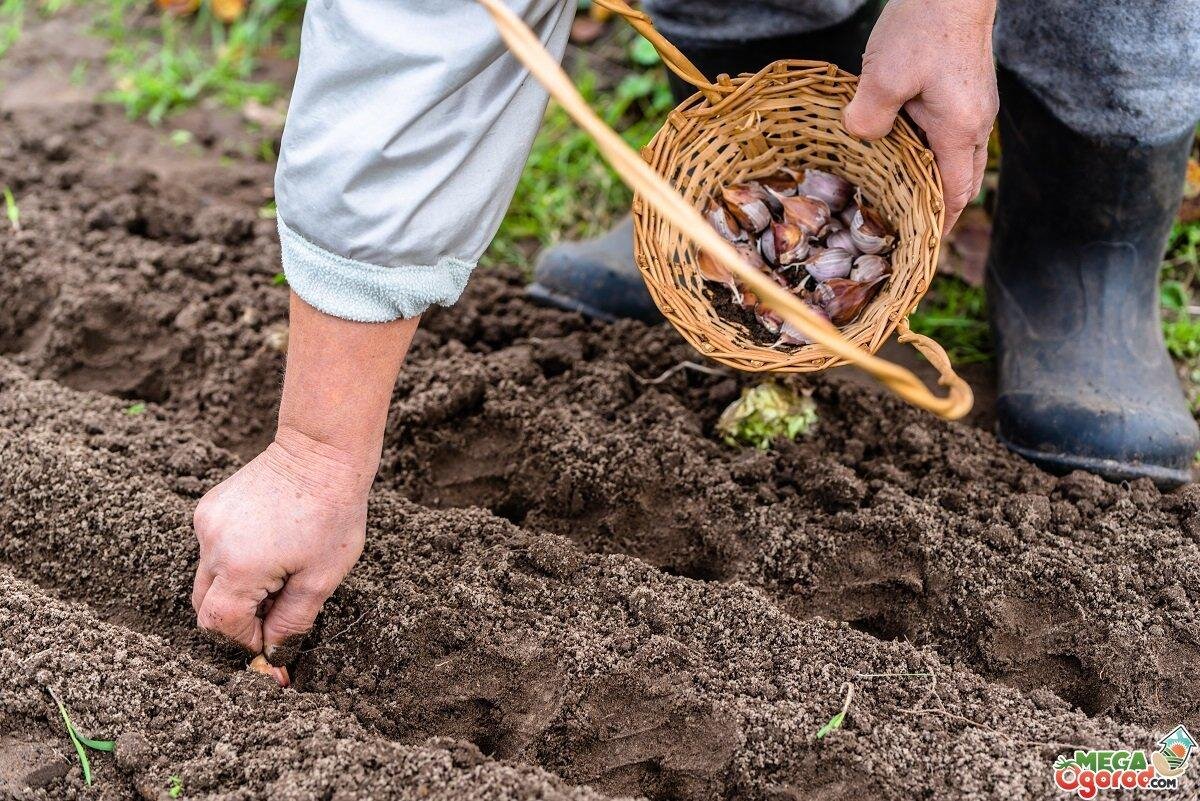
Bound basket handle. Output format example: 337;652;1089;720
477;0;973;421
588;0;720;100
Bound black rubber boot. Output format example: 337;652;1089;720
529;2;882;322
988;67;1199;487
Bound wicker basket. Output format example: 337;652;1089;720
479;0;973;420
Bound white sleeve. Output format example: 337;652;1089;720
275;0;574;322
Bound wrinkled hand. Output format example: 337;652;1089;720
843;0;998;233
192;427;368;669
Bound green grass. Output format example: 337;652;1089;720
3;185;19;230
908;276;992;365
483;65;674;270
97;0;302;125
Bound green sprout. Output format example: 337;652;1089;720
258;200;277;220
716;382;817;450
124;401;147;416
168;774;185;798
271;272;288;286
47;686;114;786
3;185;19;231
816;683;855;740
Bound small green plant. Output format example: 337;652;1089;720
271;271;287;286
908;276;991;365
1160;279;1200;361
258;199;277;219
816;683;854;740
48;687;114;786
168;774;185;798
3;185;19;231
124;401;147;415
716;382;817;450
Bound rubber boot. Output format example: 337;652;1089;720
528;2;882;322
988;67;1199;487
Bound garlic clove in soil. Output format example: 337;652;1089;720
704;197;746;243
722;183;773;233
249;654;290;687
849;253;892;283
802;247;854;282
774;192;831;236
756;306;784;335
813;275;889;326
795;169;853;212
849;202;896;255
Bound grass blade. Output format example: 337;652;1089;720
3;186;19;231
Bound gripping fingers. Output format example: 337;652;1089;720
262;574;335;665
196;574;266;654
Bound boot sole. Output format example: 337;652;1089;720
526;282;618;323
997;431;1194;489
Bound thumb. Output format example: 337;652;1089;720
261;574;331;665
843;69;909;141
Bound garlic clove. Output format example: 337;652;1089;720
771;305;830;348
776;192;831;236
704;197;746;243
839;201;859;229
759;224;779;266
802;247;854;282
824;228;859;255
795;169;853;212
756;306;784;334
757;168;801;196
849;253;892;283
849;200;896;255
768;221;808;267
722;184;772;233
813;275;889;326
697;249;733;285
249;654;291;687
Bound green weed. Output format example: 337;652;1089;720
484;65;673;270
3;186;19;231
169;774;185;798
908;276;992;365
48;686;114;787
99;0;303;124
124;401;146;415
816;684;854;740
716;383;818;450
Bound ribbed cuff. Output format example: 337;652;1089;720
277;216;475;323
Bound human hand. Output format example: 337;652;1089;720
192;426;369;674
842;0;998;233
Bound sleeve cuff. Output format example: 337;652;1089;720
277;215;475;323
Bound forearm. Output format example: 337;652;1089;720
273;292;418;495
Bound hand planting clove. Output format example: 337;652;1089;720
698;168;895;349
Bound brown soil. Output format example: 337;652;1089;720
2;23;1199;801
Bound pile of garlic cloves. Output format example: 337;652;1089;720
698;167;896;348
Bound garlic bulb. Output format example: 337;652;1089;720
824;228;858;255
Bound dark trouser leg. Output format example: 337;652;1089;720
987;67;1199;486
528;3;880;323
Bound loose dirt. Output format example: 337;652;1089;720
1;27;1199;801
